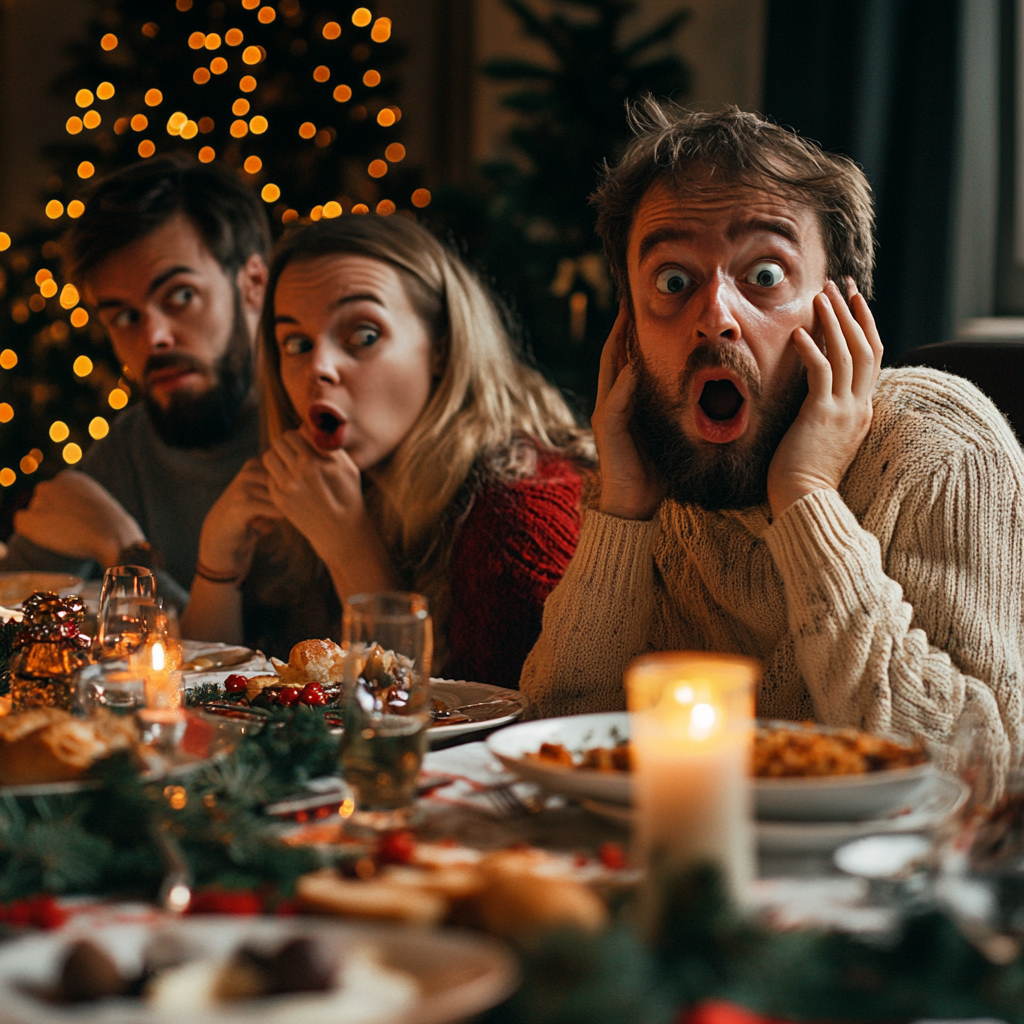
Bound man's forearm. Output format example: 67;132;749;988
519;509;661;718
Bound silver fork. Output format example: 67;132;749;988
487;780;546;816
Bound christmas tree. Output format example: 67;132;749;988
0;0;422;531
427;0;691;405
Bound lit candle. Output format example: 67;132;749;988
626;652;758;910
132;637;183;713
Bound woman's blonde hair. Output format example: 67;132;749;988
260;215;594;646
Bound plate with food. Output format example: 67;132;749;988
0;914;518;1024
486;713;936;821
0;706;231;797
0;572;83;608
186;639;525;746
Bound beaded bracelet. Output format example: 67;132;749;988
193;560;243;586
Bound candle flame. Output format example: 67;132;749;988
152;642;165;671
688;702;717;740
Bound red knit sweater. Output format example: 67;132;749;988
442;454;585;689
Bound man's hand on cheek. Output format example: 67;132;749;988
593;305;666;520
766;280;883;519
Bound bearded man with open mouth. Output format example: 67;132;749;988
521;101;1024;781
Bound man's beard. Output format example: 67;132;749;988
142;291;253;449
632;341;808;512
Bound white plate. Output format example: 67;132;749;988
0;572;83;607
487;712;937;821
581;773;969;853
0;914;518;1024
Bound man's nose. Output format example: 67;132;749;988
142;310;175;351
693;276;741;342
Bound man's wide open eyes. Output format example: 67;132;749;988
746;261;785;288
655;268;692;294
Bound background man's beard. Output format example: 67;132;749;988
632;349;807;512
143;292;253;449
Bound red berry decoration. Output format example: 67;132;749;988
598;841;627;870
299;682;327;706
377;829;416;865
278;687;301;707
224;674;248;694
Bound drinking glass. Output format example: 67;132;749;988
78;662;146;712
340;592;433;830
96;566;157;659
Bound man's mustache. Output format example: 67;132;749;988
675;344;763;408
143;352;208;383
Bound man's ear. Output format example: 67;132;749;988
236;253;269;317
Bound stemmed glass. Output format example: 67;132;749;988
96;565;157;660
340;592;434;830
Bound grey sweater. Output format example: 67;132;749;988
2;401;259;605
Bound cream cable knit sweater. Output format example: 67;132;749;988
520;368;1024;770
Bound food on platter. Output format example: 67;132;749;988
271;637;346;689
42;934;417;1017
295;832;620;937
527;721;927;779
0;707;137;786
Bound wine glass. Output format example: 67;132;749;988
340;592;433;830
96;565;156;660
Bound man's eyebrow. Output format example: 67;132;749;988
273;292;384;326
726;217;801;246
94;264;197;311
637;226;694;266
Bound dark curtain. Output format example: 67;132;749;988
762;0;961;361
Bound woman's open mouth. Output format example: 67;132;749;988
307;404;347;451
693;375;749;443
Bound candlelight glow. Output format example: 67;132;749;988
152;642;165;672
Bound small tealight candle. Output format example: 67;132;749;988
131;637;184;713
626;652;759;910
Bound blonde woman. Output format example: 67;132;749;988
181;216;594;686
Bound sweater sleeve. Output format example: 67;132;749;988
519;509;661;718
443;466;583;690
763;450;1024;770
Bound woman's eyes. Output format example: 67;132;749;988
350;325;379;348
655;267;692;295
280;334;312;356
111;309;138;329
746;261;785;288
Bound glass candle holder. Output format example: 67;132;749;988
626;651;759;913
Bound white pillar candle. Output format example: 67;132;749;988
626;652;759;909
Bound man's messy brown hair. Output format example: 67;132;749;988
592;98;875;301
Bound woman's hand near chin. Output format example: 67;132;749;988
262;430;401;599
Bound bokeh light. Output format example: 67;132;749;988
19;455;38;475
131;114;149;131
282;209;299;223
60;284;80;309
371;18;392;42
363;70;381;87
145;89;163;106
75;89;94;107
0;233;10;251
299;121;316;139
167;111;188;135
352;204;369;215
35;270;52;285
385;142;405;162
232;98;251;115
240;75;257;92
0;350;18;370
108;388;128;410
138;140;156;158
377;108;395;127
66;116;83;135
39;280;58;298
205;32;222;50
180;120;199;139
199;117;214;132
189;31;206;49
376;199;395;215
333;84;352;103
28;295;45;313
193;67;211;85
322;201;342;218
73;355;93;377
0;469;15;488
249;115;268;134
313;65;330;83
198;146;215;163
323;21;341;40
241;0;258;8
63;443;82;465
310;205;324;220
88;416;109;440
77;161;95;179
261;183;281;202
83;110;101;129
68;200;86;218
211;57;228;74
352;8;372;28
100;33;118;50
242;45;263;65
230;119;248;138
45;200;64;219
49;420;70;443
411;188;432;208
70;308;89;327
0;404;13;423
243;155;263;173
226;28;244;46
368;159;387;178
96;82;115;100
258;7;276;23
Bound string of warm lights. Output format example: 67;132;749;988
0;1;426;497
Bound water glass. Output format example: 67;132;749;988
78;662;146;712
97;566;158;660
340;592;433;829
